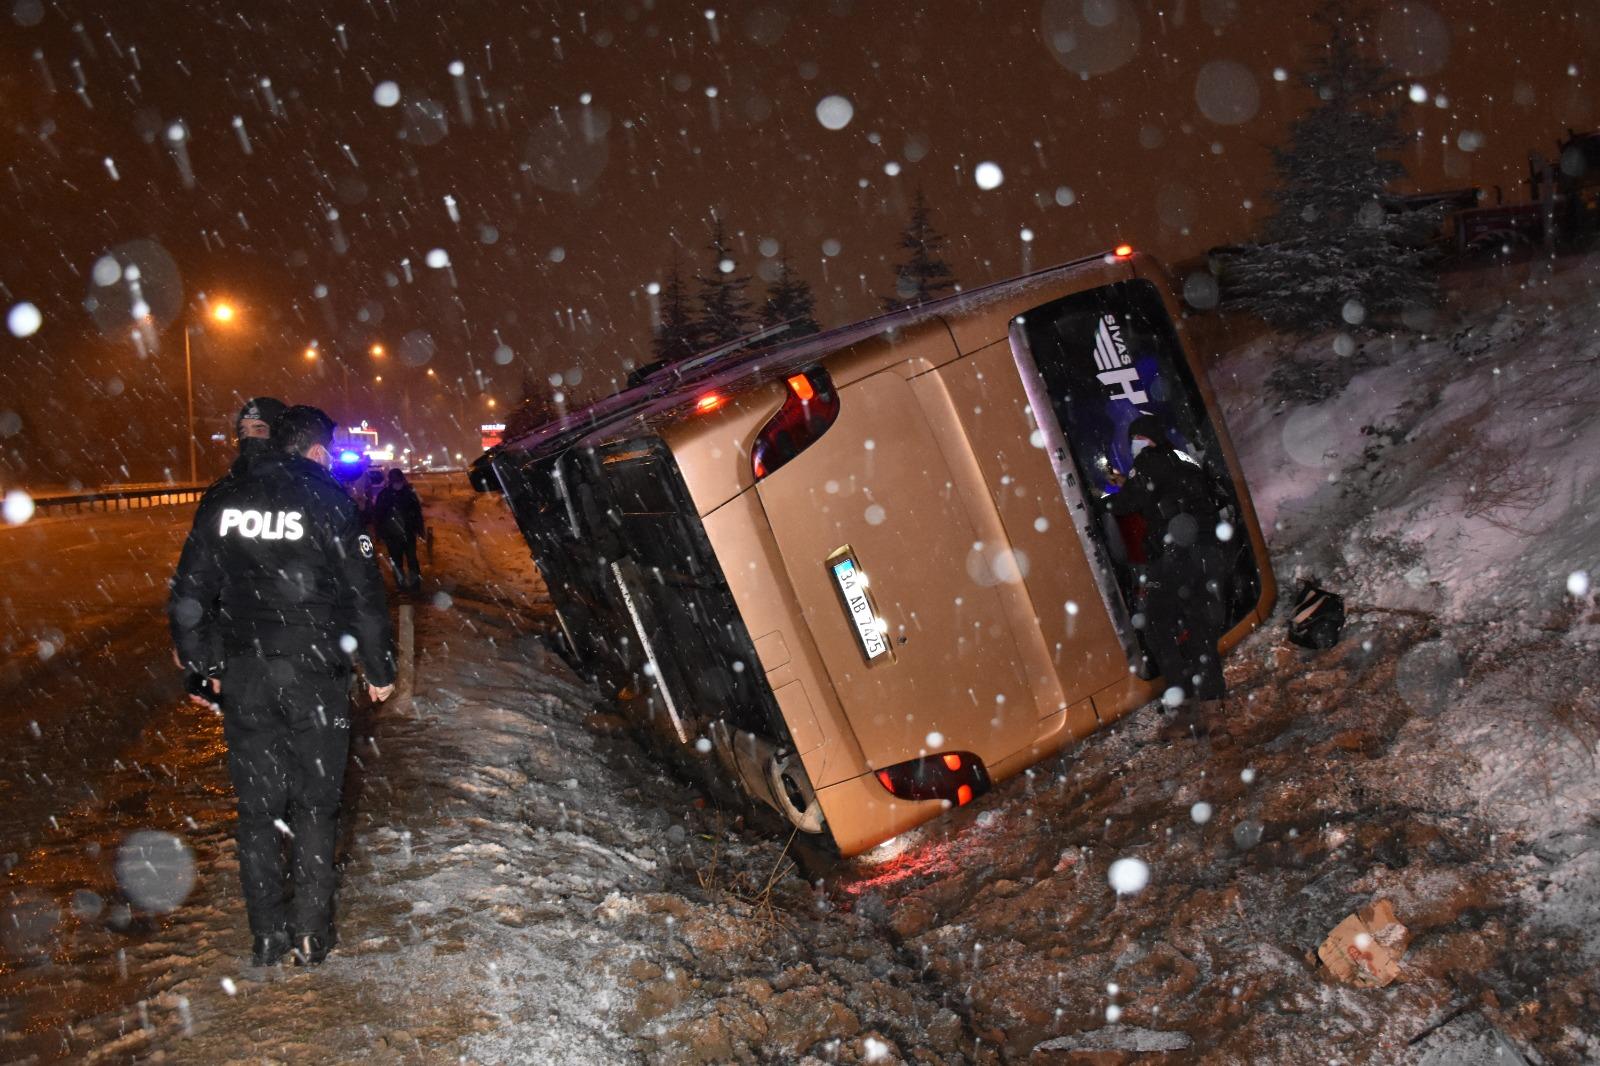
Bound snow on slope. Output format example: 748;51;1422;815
1213;255;1598;627
1210;254;1600;971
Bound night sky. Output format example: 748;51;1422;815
1;0;1594;484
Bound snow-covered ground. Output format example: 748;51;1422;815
4;256;1597;1065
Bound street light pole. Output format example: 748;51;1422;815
182;300;237;485
183;325;198;484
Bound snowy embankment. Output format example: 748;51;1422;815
1211;254;1600;939
1216;258;1599;631
123;484;967;1065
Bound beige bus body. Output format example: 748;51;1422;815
479;251;1274;856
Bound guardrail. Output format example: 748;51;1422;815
8;468;465;526
15;482;209;520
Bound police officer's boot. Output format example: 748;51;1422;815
252;930;290;967
292;933;331;967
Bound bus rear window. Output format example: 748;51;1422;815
1019;279;1259;628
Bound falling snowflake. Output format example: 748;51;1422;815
1108;856;1150;895
815;95;854;130
7;302;42;338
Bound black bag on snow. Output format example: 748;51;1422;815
1287;581;1345;649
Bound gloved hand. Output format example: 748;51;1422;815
185;671;221;708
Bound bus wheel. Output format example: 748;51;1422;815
767;754;825;834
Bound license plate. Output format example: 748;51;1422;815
829;549;889;661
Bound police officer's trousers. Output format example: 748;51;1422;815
221;654;351;938
1142;546;1230;703
382;534;421;589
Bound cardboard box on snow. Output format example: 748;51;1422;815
1318;898;1410;988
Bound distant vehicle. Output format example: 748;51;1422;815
330;447;370;484
1447;128;1600;255
1452;200;1550;253
329;421;399;484
473;249;1275;856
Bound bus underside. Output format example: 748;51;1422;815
488;438;822;833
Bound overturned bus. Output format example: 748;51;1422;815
472;249;1275;856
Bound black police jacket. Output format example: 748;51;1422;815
168;451;396;686
1106;444;1220;563
373;484;425;542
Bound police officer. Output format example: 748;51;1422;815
180;396;289;710
232;396;286;471
169;405;395;967
1107;415;1230;727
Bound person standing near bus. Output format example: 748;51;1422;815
169;405;395;967
373;467;426;594
1106;414;1230;732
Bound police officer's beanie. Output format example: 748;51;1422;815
237;396;287;432
1128;413;1166;445
271;405;337;454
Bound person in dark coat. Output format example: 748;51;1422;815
373;468;425;593
1106;414;1230;729
169;405;395;967
180;397;288;709
354;468;385;531
230;396;286;473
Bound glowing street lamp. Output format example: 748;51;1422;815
369;343;385;357
183;298;241;483
303;346;319;360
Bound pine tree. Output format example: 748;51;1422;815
504;371;560;440
694;219;756;346
1219;4;1438;333
652;257;697;364
759;255;820;337
882;188;958;311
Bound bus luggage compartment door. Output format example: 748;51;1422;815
755;370;1038;773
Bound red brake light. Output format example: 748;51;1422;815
695;393;726;414
1113;243;1134;259
751;367;840;482
872;752;990;804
